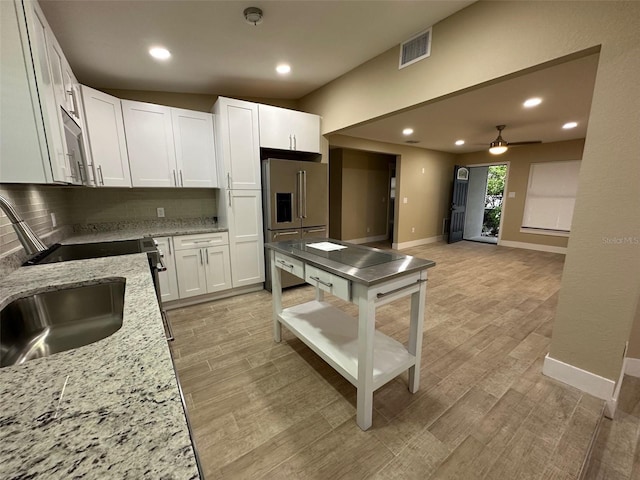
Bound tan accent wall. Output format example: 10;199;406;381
303;1;640;382
103;89;300;112
329;148;393;241
0;184;70;255
328;149;343;239
458;139;585;249
329;135;454;245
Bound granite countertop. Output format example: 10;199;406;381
266;238;436;286
0;254;200;479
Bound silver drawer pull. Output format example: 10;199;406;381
192;240;213;244
377;279;427;299
276;259;294;269
310;276;332;288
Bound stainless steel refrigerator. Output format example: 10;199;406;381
262;158;328;290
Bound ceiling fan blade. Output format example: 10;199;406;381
508;140;542;146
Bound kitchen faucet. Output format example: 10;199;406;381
0;194;48;255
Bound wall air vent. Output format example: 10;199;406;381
399;27;432;69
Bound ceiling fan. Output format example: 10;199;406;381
488;125;541;155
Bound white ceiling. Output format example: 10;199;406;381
336;53;600;153
39;0;474;99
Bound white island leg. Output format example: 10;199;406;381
356;285;376;430
408;273;427;393
270;250;282;343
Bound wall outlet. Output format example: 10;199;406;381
421;168;425;174
508;191;516;198
157;207;165;218
50;212;57;228
412;227;415;233
403;197;408;204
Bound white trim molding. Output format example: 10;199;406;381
542;354;616;401
625;357;640;377
519;227;570;237
346;234;389;245
393;235;443;250
498;240;567;254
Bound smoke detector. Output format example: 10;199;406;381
244;7;263;25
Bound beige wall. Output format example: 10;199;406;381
328;149;343;239
103;89;300;112
458;139;585;249
0;184;70;255
329;148;393;241
305;1;640;383
329;135;454;245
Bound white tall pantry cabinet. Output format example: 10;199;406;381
213;97;265;288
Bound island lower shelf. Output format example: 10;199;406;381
278;300;416;391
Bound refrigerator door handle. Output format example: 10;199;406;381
297;171;303;219
302;170;307;218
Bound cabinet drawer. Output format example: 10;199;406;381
305;265;351;302
274;252;304;279
174;232;229;250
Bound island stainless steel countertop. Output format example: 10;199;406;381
266;238;435;286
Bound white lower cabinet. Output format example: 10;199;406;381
173;233;232;300
154;237;179;302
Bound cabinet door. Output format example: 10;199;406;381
0;0;49;183
24;0;67;183
291;110;321;154
228;190;265;287
258;104;293;150
80;85;132;187
122;100;175;187
205;246;232;293
213;97;261;190
154;237;179;302
175;247;207;299
171;108;218;188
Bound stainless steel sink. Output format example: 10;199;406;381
0;280;125;367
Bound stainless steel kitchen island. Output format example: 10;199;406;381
266;239;436;430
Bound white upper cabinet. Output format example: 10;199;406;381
80;85;131;187
171;108;218;188
213;97;261;190
122;100;175;187
122;99;218;188
258;104;321;154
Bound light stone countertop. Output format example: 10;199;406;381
0;254;200;479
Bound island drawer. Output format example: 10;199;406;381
305;265;351;302
174;232;229;250
274;252;304;279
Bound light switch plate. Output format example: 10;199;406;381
403;197;408;204
157;207;165;218
508;192;516;198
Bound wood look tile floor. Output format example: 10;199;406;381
167;240;604;480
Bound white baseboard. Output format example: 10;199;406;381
346;234;389;245
393;235;443;250
164;284;263;310
498;240;567;254
542;354;616;401
625;357;640;377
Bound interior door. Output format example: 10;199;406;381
448;165;469;243
301;161;328;228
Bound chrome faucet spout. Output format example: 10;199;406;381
0;194;48;255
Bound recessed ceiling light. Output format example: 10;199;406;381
562;121;578;129
523;97;542;108
455;139;465;146
276;64;291;74
402;128;414;136
149;47;171;60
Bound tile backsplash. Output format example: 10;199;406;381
0;184;70;256
0;184;218;257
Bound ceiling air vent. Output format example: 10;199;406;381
399;27;432;69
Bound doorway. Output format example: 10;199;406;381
463;164;506;244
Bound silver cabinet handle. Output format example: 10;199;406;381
228;190;232;207
192;240;212;244
97;165;105;185
293;134;297;151
173;170;177;186
376;279;427;299
205;248;209;264
289;134;292;150
276;259;294;270
305;228;326;234
77;161;84;183
66;89;78;116
227;172;231;189
168;238;172;255
199;249;203;265
310;276;332;288
179;169;184;187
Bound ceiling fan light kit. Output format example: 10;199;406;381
487;124;541;154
